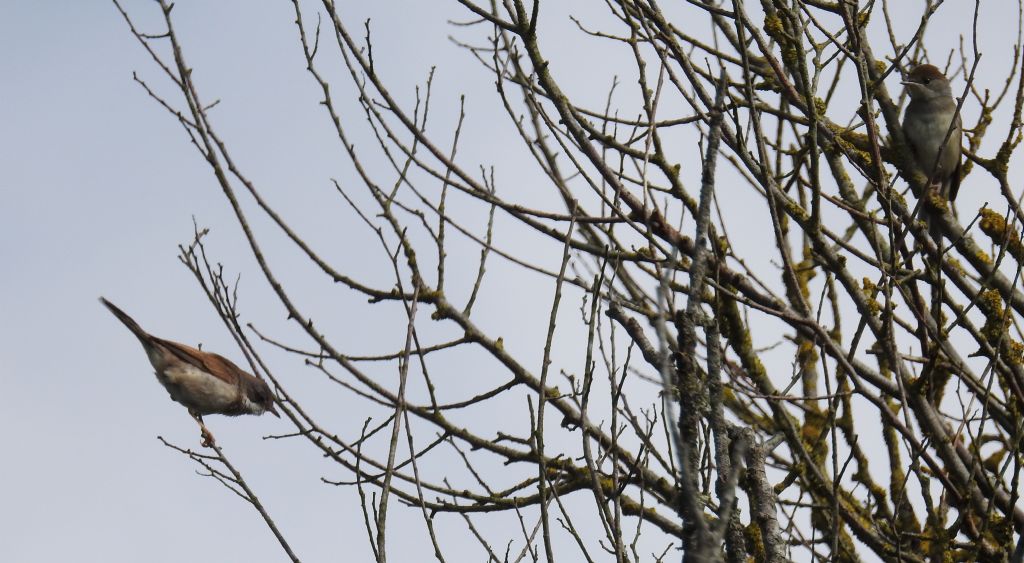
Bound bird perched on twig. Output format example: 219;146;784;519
901;63;963;219
100;297;279;446
901;64;964;350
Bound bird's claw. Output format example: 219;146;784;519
190;410;215;447
200;427;216;448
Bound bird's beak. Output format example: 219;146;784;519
900;80;913;86
267;403;281;418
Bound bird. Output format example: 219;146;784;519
901;63;963;209
901;64;964;349
100;297;279;446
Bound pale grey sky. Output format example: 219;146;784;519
0;3;494;561
1;2;629;561
1;2;1019;562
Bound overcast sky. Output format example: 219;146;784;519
1;2;611;561
1;2;1018;562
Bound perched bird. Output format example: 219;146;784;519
901;65;963;345
100;297;278;445
901;63;963;205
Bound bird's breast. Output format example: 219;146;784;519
903;103;961;180
156;363;242;415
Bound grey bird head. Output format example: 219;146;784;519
901;64;953;102
242;377;280;417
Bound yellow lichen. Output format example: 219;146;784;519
813;97;827;116
861;277;882;315
1005;340;1024;365
948;257;966;276
763;15;785;42
979;208;1024;263
857;10;871;28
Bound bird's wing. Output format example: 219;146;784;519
950;158;962;202
950;114;963;202
155;338;246;386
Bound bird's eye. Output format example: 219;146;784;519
923;78;931;84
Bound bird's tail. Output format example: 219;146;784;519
99;297;152;344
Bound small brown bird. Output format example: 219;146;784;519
901;64;963;204
100;297;278;445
